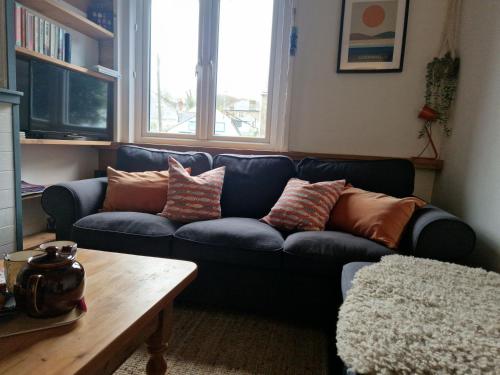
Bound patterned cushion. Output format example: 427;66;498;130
261;178;345;231
159;157;226;223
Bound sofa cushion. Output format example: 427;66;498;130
116;145;212;176
330;187;426;249
297;157;415;198
262;178;345;231
72;212;182;257
283;231;391;274
172;218;284;268
102;167;172;213
213;154;296;218
160;158;225;222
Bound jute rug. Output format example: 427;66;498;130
115;305;328;375
337;255;500;375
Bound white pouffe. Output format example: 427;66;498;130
337;255;500;375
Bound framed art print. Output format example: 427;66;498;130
337;0;410;73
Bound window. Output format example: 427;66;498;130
137;0;293;150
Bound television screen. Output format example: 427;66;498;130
16;58;112;140
66;71;108;129
31;61;58;124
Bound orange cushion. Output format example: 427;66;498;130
329;187;426;249
102;167;172;213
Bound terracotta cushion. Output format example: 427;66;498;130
102;166;188;213
329;187;426;249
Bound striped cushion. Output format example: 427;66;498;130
261;178;345;231
159;157;226;223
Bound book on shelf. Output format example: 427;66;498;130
15;3;69;63
91;65;120;78
21;181;45;197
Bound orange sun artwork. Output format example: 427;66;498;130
362;5;386;27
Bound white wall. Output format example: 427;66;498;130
21;145;99;235
21;145;98;186
289;0;447;156
432;0;500;272
287;0;448;200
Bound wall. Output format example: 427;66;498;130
287;0;448;200
20;145;99;235
432;0;500;272
0;103;16;254
0;0;17;255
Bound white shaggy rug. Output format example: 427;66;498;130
337;255;500;375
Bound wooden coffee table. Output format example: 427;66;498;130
0;249;197;375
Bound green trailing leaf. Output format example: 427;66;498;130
424;52;460;136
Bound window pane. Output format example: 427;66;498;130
149;0;199;135
215;0;274;138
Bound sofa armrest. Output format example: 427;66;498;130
42;177;108;240
401;204;475;262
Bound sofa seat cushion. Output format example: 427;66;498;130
283;231;390;275
72;212;182;257
172;218;284;268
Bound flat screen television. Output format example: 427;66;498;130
17;58;113;140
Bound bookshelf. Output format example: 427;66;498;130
16;0;113;40
16;46;115;81
20;138;112;146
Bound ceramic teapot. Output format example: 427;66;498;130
14;247;85;318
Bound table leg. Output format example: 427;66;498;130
146;304;173;375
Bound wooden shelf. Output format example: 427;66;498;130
17;0;113;40
410;157;444;171
22;193;43;200
21;138;112;146
23;231;56;250
16;47;115;82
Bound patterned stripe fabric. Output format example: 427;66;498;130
261;178;345;231
159;157;226;223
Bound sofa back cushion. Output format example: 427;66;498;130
213;154;296;218
116;145;212;176
297;158;415;198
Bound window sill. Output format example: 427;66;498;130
133;136;285;152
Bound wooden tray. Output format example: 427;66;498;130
0;308;85;338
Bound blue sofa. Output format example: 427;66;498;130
42;145;476;321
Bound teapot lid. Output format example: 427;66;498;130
28;246;74;269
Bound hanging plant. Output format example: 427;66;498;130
423;52;460;136
416;0;463;156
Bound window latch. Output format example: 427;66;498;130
195;63;202;77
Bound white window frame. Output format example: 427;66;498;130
133;0;294;151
